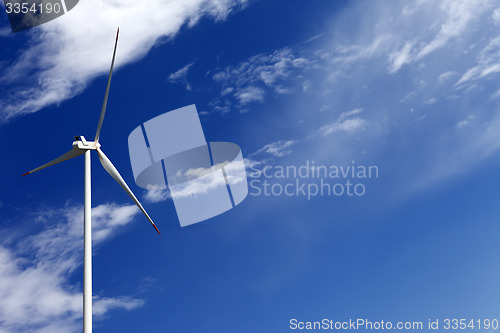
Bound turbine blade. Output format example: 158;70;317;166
96;147;161;235
22;148;84;176
95;27;119;143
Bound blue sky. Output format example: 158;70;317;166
1;0;500;332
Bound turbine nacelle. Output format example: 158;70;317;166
73;136;101;150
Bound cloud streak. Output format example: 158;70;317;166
211;47;312;111
0;0;248;122
251;140;298;158
0;203;144;333
168;62;194;90
215;0;500;201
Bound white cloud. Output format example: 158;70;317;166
315;118;368;137
168;63;194;84
0;203;144;333
168;170;226;198
221;87;234;95
143;159;248;201
212;48;301;88
388;40;415;73
235;86;265;105
401;91;416;102
92;297;144;316
167;161;247;198
492;88;500;98
339;108;364;121
91;203;141;242
211;47;311;111
251;140;298;158
274;86;293;94
401;0;428;17
144;187;171;203
182;0;500;205
247;108;367;165
303;33;324;43
456;36;500;86
493;8;500;24
224;0;500;202
335;0;489;75
301;1;500;196
383;0;493;73
456;115;475;128
417;0;492;59
0;0;248;122
208;97;232;114
292;58;309;67
455;67;481;86
329;34;393;66
302;79;312;92
437;71;456;83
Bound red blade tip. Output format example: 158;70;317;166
21;172;30;177
152;223;161;236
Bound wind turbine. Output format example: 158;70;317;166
22;28;161;333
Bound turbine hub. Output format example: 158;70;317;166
73;136;100;150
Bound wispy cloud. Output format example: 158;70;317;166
246;107;368;174
251;140;298;158
0;0;249;122
169;161;247;199
0;203;144;333
330;34;393;65
384;0;494;74
491;88;500;99
313;118;368;138
143;160;247;202
437;71;456;84
168;63;194;81
144;186;171;203
493;7;500;24
456;36;500;86
234;86;265;105
229;0;500;200
313;0;500;195
168;62;194;90
456;115;475;129
207;0;494;115
211;47;312;111
338;108;364;121
416;0;492;59
304;109;368;140
388;40;415;73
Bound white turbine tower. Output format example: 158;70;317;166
22;28;161;333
